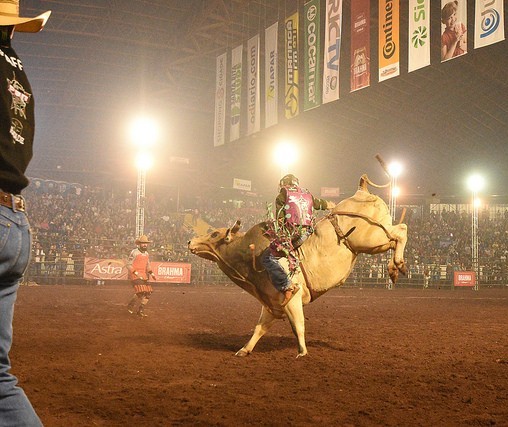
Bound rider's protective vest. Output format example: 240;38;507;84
284;187;313;227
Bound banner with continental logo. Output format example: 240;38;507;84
474;0;505;49
408;0;430;73
350;0;370;92
378;0;399;82
213;52;227;147
304;0;321;111
323;0;343;103
265;22;279;128
84;258;191;283
440;0;467;62
246;34;260;135
285;12;299;119
230;44;242;141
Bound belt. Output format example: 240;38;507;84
0;191;25;212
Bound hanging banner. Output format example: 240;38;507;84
475;0;505;49
304;0;322;111
440;0;467;62
247;34;260;135
285;11;299;119
230;44;242;141
323;0;343;103
213;52;227;147
408;0;430;72
378;0;400;82
265;22;279;128
350;0;370;92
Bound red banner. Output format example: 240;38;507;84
454;271;476;287
350;0;370;92
84;258;191;284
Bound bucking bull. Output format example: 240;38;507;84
188;174;408;357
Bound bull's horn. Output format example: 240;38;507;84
225;220;242;242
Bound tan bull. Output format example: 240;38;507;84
188;175;408;357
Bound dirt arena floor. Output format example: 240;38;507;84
10;283;508;426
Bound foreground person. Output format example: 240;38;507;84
0;2;51;425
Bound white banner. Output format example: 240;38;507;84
230;44;242;141
323;0;343;104
475;0;505;49
233;178;252;191
213;52;227;147
408;0;430;72
265;22;279;128
247;34;260;136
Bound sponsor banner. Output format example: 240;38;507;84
378;0;400;82
304;0;322;111
83;258;191;283
321;187;340;198
230;44;243;141
475;0;505;49
441;0;467;62
247;34;260;135
213;52;227;147
152;262;191;284
84;258;128;280
285;12;299;119
233;178;252;191
408;0;430;72
323;0;343;103
454;271;476;287
265;22;279;128
350;0;370;92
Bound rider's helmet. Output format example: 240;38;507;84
279;174;299;187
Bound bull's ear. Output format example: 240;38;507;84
224;220;241;243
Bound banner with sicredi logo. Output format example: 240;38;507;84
474;0;505;49
265;22;279;128
408;0;430;73
378;0;399;82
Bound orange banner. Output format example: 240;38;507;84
378;0;399;82
84;258;191;284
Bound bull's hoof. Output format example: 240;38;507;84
397;262;408;276
296;351;308;358
234;349;250;357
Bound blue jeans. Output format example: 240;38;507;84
261;249;290;292
0;205;42;426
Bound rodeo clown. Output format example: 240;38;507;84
126;235;156;317
262;174;335;306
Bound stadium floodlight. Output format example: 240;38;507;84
129;116;159;149
387;161;403;222
467;173;485;291
274;140;298;178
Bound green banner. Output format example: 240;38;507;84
304;0;322;111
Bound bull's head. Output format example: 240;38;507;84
188;220;242;262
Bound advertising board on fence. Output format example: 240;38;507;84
454;271;475;287
84;258;191;284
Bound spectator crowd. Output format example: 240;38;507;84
23;183;507;286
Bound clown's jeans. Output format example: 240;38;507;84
0;205;42;427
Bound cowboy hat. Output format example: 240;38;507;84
0;1;51;33
135;235;151;244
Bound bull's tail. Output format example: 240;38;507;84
358;174;390;191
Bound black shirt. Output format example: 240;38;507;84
0;44;34;194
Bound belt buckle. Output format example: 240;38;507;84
11;194;25;212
